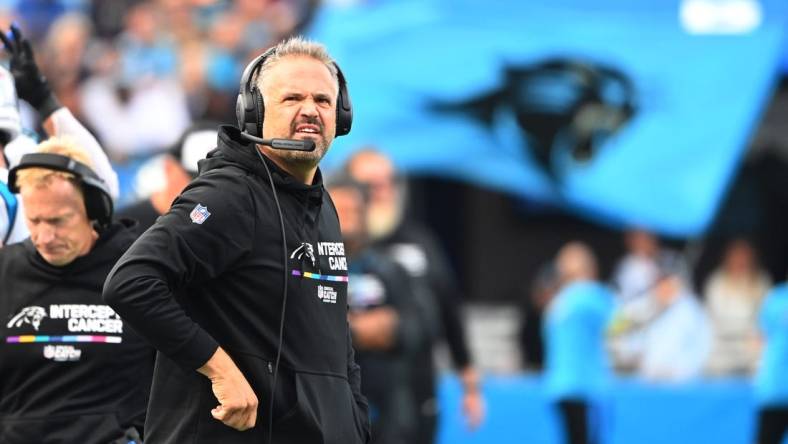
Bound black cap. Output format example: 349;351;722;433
170;122;219;176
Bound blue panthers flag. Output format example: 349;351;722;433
309;0;786;237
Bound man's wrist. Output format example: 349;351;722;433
197;346;226;379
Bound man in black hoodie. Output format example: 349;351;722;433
103;36;370;444
0;138;153;443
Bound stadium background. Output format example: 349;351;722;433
4;0;788;442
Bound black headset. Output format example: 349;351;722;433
8;153;113;227
235;46;353;140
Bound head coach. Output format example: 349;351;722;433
103;36;370;444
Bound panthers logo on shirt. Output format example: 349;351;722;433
291;242;317;269
7;306;47;331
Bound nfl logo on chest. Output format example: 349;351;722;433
190;204;211;224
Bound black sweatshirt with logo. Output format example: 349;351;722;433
103;125;370;444
0;221;154;444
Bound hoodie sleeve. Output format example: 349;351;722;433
103;170;254;370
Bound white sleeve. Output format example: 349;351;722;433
0;167;29;246
3;133;37;167
2;136;35;245
47;108;120;200
5;197;28;245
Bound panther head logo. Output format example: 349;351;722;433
290;242;317;269
7;306;47;331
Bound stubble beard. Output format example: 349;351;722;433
277;118;331;166
276;141;328;166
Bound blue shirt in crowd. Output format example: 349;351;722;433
755;283;788;406
543;280;615;401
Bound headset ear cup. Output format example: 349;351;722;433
80;183;113;227
335;91;352;136
254;88;265;138
235;94;245;131
237;92;255;137
334;63;353;136
82;186;100;223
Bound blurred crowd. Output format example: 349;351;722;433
2;0;317;161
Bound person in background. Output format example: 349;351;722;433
328;176;431;444
39;12;92;119
611;229;670;302
0;63;34;247
543;242;614;444
117;122;218;233
609;255;712;381
704;238;771;376
345;148;485;441
754;280;788;444
0;138;153;443
79;2;190;160
0;24;118;247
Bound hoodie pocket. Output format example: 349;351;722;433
270;371;323;444
194;352;298;442
276;372;366;444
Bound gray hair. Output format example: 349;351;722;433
255;36;339;90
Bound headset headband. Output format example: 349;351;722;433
236;46;353;139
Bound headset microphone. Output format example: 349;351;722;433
239;132;316;152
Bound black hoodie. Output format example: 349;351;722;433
0;220;154;444
104;126;370;444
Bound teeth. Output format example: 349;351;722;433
298;128;318;133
